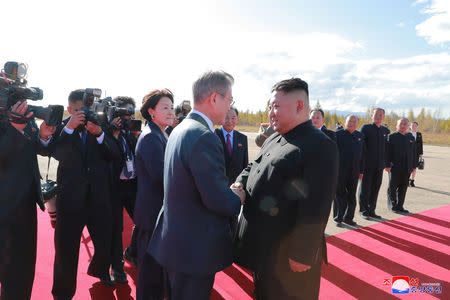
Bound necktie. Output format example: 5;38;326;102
226;133;232;156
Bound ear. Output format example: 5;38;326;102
297;100;304;112
67;106;72;114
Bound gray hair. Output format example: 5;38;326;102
192;70;234;104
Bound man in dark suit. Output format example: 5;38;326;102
409;121;423;187
333;115;365;227
255;123;275;147
233;78;338;300
50;90;121;299
149;71;244;300
109;96;139;281
310;108;336;142
358;107;390;219
386;118;416;214
0;100;55;300
215;106;249;185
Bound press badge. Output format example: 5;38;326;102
126;160;134;173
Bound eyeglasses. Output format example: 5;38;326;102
216;92;235;107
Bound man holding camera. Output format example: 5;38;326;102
0;100;55;299
49;89;120;299
108;96;139;281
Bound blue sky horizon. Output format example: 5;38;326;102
3;0;450;117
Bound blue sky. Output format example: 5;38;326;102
2;0;450;117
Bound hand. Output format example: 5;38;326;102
288;258;311;272
359;173;364;180
231;182;244;191
66;111;85;130
39;121;56;139
385;167;391;173
85;121;102;136
231;186;246;205
111;117;121;139
10;101;33;132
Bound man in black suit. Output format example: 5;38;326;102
109;96;139;281
386;118;416;214
255;123;275;147
0;101;55;300
358;107;390;220
233;78;338;300
215;106;249;185
310;108;336;142
333;115;365;227
409;121;423;187
149;71;245;300
50;89;120;299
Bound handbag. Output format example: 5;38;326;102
41;157;60;228
417;157;425;170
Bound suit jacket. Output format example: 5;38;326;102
255;124;275;147
234;120;338;272
49;117;120;213
321;125;337;142
410;131;423;165
133;121;167;231
149;112;241;276
335;129;365;179
386;132;416;173
215;128;249;185
360;123;390;170
0;120;49;223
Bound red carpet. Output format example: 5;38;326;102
21;205;450;299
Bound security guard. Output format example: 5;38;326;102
385;118;415;214
333;115;365;226
358;108;390;219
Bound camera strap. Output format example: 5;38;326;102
46;157;51;181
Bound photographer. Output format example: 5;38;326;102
49;89;120;299
108;96;139;281
0;100;55;299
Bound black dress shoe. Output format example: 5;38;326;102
100;274;115;286
391;208;402;214
399;208;410;214
343;219;357;226
112;269;128;284
409;180;415;187
360;212;370;220
333;219;343;227
369;212;381;219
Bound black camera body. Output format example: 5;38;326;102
110;106;142;131
41;179;60;201
0;61;64;126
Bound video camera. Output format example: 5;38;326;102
0;61;64;126
81;89;141;131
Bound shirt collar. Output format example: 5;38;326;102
222;127;234;139
192;110;214;132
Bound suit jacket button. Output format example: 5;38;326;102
257;169;260;173
266;153;270;156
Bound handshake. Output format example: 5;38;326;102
230;182;246;205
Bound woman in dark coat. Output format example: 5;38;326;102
134;89;175;300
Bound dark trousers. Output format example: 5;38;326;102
111;179;137;271
253;260;322;300
0;193;37;300
52;189;112;299
164;268;214;300
334;172;358;222
358;168;383;214
136;229;164;300
387;169;410;211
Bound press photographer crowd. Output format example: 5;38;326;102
0;62;424;300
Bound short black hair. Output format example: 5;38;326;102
174;105;182;115
141;89;174;122
68;89;85;104
229;106;239;117
271;77;309;96
114;96;136;108
310;108;324;118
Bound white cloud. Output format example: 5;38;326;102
415;0;450;45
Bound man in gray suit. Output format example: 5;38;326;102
149;71;245;300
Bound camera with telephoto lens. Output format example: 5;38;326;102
0;61;64;126
81;89;141;131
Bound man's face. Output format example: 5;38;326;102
310;110;324;129
345;115;358;133
120;103;135;120
67;100;84;115
372;109;385;125
268;90;302;134
223;109;238;132
213;87;233;125
411;122;418;132
397;118;409;134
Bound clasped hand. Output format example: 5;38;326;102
230;182;246;205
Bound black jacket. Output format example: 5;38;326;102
235;120;338;272
0;120;50;223
321;125;336;142
336;129;365;178
360;123;390;170
386;131;416;173
215;128;249;185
